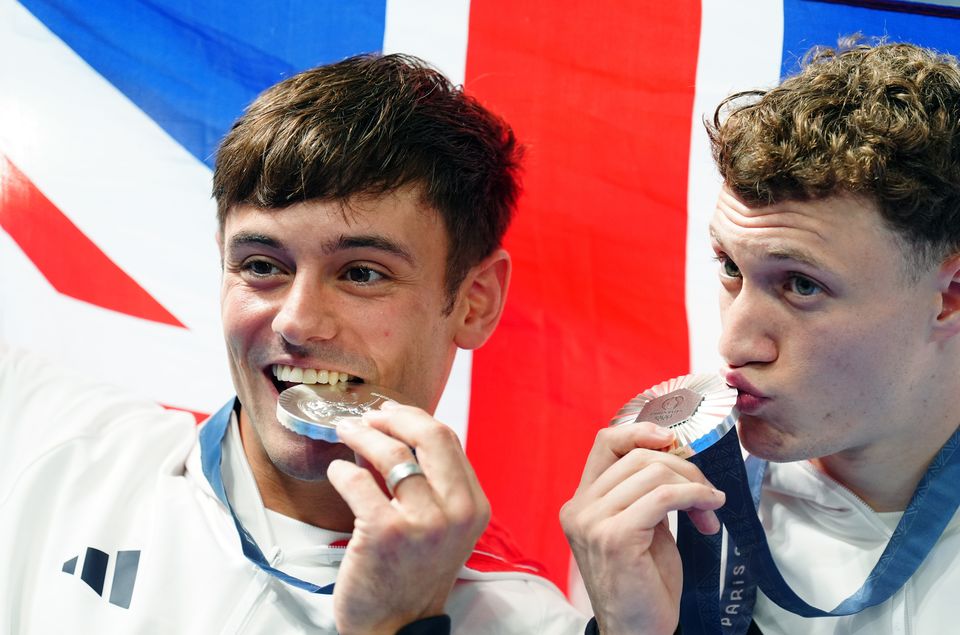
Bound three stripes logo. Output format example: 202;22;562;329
62;547;141;609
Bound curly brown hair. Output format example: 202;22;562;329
708;39;960;273
213;53;522;304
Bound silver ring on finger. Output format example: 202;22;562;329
385;460;425;497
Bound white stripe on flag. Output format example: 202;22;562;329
383;0;473;443
685;0;784;374
0;230;230;411
383;0;471;86
0;2;230;412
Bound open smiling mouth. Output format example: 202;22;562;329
269;364;364;395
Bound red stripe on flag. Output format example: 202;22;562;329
464;3;702;591
161;403;208;424
0;155;185;328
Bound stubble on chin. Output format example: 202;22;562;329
250;411;356;482
737;416;797;462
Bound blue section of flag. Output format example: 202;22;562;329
782;0;960;78
19;0;387;168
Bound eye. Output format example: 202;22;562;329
242;258;283;277
787;274;823;297
714;255;741;278
344;266;386;284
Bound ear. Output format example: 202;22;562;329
453;249;511;350
932;253;960;341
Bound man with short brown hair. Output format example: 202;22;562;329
0;53;586;634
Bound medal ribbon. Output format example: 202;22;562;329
199;399;336;594
678;424;960;634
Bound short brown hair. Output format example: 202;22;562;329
708;39;960;273
213;53;522;302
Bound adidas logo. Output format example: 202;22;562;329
62;547;140;609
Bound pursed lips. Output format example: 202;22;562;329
723;371;770;415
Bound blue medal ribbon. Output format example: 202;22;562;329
678;424;960;634
198;398;336;594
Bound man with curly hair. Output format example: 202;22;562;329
562;40;960;634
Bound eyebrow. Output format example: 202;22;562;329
709;226;828;270
227;231;415;265
766;246;828;270
228;232;282;251
332;235;415;265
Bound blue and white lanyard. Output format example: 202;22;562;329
677;424;960;634
198;399;336;593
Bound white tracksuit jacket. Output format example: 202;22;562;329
0;346;587;634
750;455;960;634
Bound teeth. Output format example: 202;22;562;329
272;364;355;386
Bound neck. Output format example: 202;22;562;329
255;467;356;532
811;422;959;512
237;409;357;532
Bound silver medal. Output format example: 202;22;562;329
611;373;738;457
276;383;401;442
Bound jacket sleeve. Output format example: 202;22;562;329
0;344;185;491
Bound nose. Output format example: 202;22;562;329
271;275;338;347
717;284;777;369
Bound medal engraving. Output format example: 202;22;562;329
612;374;739;457
637;388;704;427
277;383;403;442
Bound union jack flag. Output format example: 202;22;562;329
1;0;957;602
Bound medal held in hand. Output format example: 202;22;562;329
277;383;403;442
610;373;738;457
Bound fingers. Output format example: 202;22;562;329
575;457;725;534
624;484;724;533
335;416;434;506
594;459;714;516
384;461;426;497
563;420;725;544
576;421;723;532
578;421;676;487
361;402;483;509
334;403;488;534
327;458;397;520
687;508;723;535
586;445;712;501
329;404;491;634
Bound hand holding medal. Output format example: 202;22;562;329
274;383;488;632
290;389;489;635
610;374;738;458
276;382;403;442
561;374;731;635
